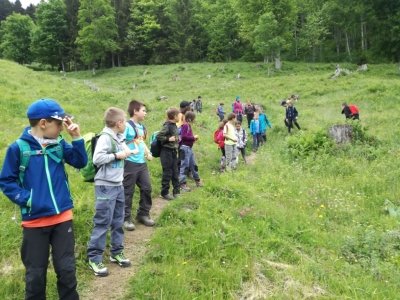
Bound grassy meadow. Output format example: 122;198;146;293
0;59;400;299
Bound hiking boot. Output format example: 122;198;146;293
136;215;155;227
180;183;191;192
110;252;131;268
161;194;174;201
124;221;136;231
195;180;203;187
88;260;109;277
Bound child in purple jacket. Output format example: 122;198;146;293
179;111;202;191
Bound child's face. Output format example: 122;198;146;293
235;124;241;130
116;117;126;133
135;106;147;121
42;119;63;139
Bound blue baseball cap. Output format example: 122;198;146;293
27;98;69;120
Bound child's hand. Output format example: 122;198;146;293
115;151;129;160
194;135;199;140
145;153;153;161
131;149;139;155
169;136;176;142
63;117;81;138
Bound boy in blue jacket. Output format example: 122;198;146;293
0;98;87;300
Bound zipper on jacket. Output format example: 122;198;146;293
28;189;33;215
44;150;60;214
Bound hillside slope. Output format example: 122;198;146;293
0;60;399;299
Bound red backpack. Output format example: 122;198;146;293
213;129;224;148
349;104;359;114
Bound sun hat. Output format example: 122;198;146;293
27;98;69;120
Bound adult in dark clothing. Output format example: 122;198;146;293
285;100;301;133
244;101;256;128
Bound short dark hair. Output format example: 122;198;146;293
127;100;145;117
185;111;196;122
166;108;180;120
235;121;242;126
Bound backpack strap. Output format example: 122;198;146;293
127;120;147;144
100;132;117;153
16;137;64;185
16;139;32;185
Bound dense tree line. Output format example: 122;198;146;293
0;0;399;70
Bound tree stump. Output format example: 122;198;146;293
328;125;353;143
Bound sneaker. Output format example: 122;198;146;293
88;260;109;277
180;183;191;192
173;193;180;198
110;252;131;268
161;194;174;201
124;221;136;231
195;180;203;187
136;215;155;227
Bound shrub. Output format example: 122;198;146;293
286;130;334;159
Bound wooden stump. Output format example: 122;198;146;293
328;124;353;143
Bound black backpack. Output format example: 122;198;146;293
149;131;162;158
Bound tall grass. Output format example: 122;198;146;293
0;59;399;299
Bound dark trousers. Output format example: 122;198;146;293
287;119;301;133
123;161;152;220
160;148;179;196
21;220;79;300
237;147;246;162
246;113;254;128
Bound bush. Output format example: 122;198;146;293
286;130;334;159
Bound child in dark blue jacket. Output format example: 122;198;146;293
285;100;301;133
0;99;87;300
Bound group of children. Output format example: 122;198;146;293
214;97;273;172
0;97;205;298
0;94;360;298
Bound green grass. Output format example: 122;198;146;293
0;59;400;299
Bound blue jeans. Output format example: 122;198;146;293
179;145;200;184
87;185;125;262
252;133;261;150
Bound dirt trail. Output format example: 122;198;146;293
80;196;168;300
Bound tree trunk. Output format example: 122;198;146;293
312;46;316;62
275;49;282;70
111;53;115;68
361;21;367;51
117;53;121;67
294;25;298;58
345;31;351;60
61;60;65;73
335;26;340;56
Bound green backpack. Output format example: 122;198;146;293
16;137;64;185
80;132;117;182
